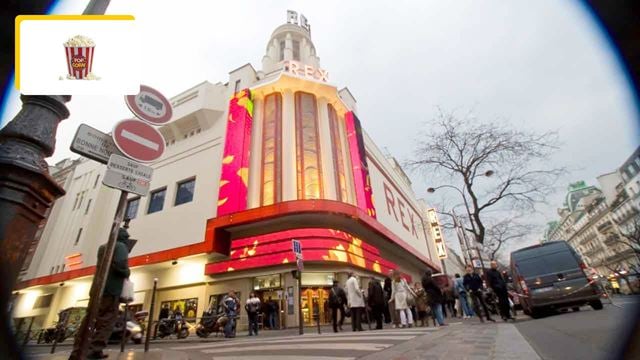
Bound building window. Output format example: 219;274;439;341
175;178;196;206
33;294;54;309
295;92;323;199
125;197;140;219
327;104;351;203
74;228;83;246
279;40;285;61
234;79;241;94
261;92;283;206
93;174;100;188
84;199;92;215
73;193;80;210
148;188;166;214
292;40;300;61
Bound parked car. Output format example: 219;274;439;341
510;241;603;318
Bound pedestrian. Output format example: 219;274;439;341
413;282;428;327
328;279;347;332
384;274;400;327
69;228;131;360
463;265;495;322
390;271;415;328
222;291;239;338
245;292;261;336
346;272;365;331
382;276;392;324
265;296;277;329
454;273;474;318
367;279;385;329
422;270;446;326
445;286;457;318
487;261;515;321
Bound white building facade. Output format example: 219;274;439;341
12;13;442;331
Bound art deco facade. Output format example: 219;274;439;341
12;14;441;330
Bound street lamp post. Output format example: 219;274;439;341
0;95;70;359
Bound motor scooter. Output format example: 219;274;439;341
157;312;189;339
195;307;224;338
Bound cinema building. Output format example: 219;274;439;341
12;14;441;331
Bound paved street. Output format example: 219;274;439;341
515;295;640;360
23;296;639;360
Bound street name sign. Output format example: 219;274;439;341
125;85;173;125
112;119;165;163
292;239;303;259
70;124;122;164
102;154;153;196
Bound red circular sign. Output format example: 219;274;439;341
125;85;173;125
112;119;166;163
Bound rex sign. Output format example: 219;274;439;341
367;160;429;257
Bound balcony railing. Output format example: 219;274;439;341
603;234;619;246
597;220;613;233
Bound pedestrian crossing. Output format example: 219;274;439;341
170;327;439;359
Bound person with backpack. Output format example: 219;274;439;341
329;279;347;332
454;273;474;318
245;292;261;336
422;270;447;326
221;291;240;338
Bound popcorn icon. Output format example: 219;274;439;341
63;35;96;80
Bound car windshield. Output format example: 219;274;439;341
516;251;579;278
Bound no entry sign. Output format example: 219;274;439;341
125;85;173;125
112;119;165;163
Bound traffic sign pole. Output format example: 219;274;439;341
74;190;128;360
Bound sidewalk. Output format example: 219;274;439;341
360;321;541;360
38;349;188;360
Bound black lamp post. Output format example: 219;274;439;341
0;94;71;359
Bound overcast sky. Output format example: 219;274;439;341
2;0;639;255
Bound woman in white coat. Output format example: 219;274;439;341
390;272;415;327
345;272;365;331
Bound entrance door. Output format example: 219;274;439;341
301;287;330;325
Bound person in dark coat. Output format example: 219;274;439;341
421;270;446;326
463;265;495;322
70;228;130;360
382;277;392;324
368;280;385;329
487;261;514;321
328;280;348;332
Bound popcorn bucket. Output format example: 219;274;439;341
64;45;95;79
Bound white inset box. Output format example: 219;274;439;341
16;15;139;95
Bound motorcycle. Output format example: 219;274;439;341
157;313;189;339
109;310;147;344
195;308;225;338
482;289;499;316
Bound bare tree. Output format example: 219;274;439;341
482;217;537;261
604;216;640;293
408;110;565;245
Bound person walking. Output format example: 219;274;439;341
390;272;415;328
454;273;474;318
222;291;239;338
346;272;365;331
463;265;495;322
384;274;399;327
413;282;428;327
382;277;393;324
69;228;130;360
328;280;347;332
245;292;261;336
487;261;515;321
367;279;385;329
422;270;446;326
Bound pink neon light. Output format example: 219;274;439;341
345;111;376;218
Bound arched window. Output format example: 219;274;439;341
261;93;282;206
295;92;322;199
328;104;351;203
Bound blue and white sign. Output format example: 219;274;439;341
292;239;303;260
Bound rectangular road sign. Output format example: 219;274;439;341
70;124;123;164
102;154;153;196
292;239;302;259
